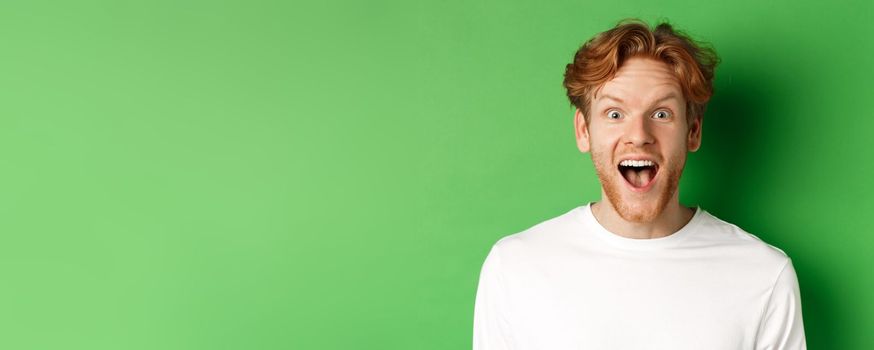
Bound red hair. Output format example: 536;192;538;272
563;19;719;124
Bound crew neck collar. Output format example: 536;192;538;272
575;201;704;250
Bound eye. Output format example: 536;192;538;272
653;109;671;119
607;110;623;120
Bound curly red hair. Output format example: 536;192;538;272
563;19;719;124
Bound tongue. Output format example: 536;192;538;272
624;167;654;187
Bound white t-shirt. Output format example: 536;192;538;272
473;203;806;350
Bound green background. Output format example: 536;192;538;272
0;0;871;348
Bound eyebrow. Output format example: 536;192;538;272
598;93;681;105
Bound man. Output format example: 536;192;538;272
472;19;806;349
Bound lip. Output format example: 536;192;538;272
617;155;660;193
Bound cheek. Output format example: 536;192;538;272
661;138;690;169
655;128;689;150
588;138;616;162
590;145;618;175
587;128;620;149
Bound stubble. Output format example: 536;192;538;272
591;148;685;223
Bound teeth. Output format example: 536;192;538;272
619;159;655;167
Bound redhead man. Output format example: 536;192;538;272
473;19;806;349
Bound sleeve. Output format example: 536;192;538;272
473;244;514;350
755;259;807;350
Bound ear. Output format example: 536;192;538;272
574;108;591;153
687;116;703;152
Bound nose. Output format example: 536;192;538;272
623;114;655;147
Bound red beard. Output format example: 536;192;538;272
591;149;685;223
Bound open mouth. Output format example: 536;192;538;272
617;159;659;191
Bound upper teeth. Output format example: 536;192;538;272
620;160;655;167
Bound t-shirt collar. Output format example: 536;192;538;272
576;201;704;250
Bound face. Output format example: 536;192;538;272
574;57;702;223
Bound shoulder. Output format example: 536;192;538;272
487;206;583;261
694;209;792;268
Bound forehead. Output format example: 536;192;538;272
594;57;683;104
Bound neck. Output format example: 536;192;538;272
590;192;695;240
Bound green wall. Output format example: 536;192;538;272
0;0;871;348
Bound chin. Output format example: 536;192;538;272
596;169;681;224
613;198;665;223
